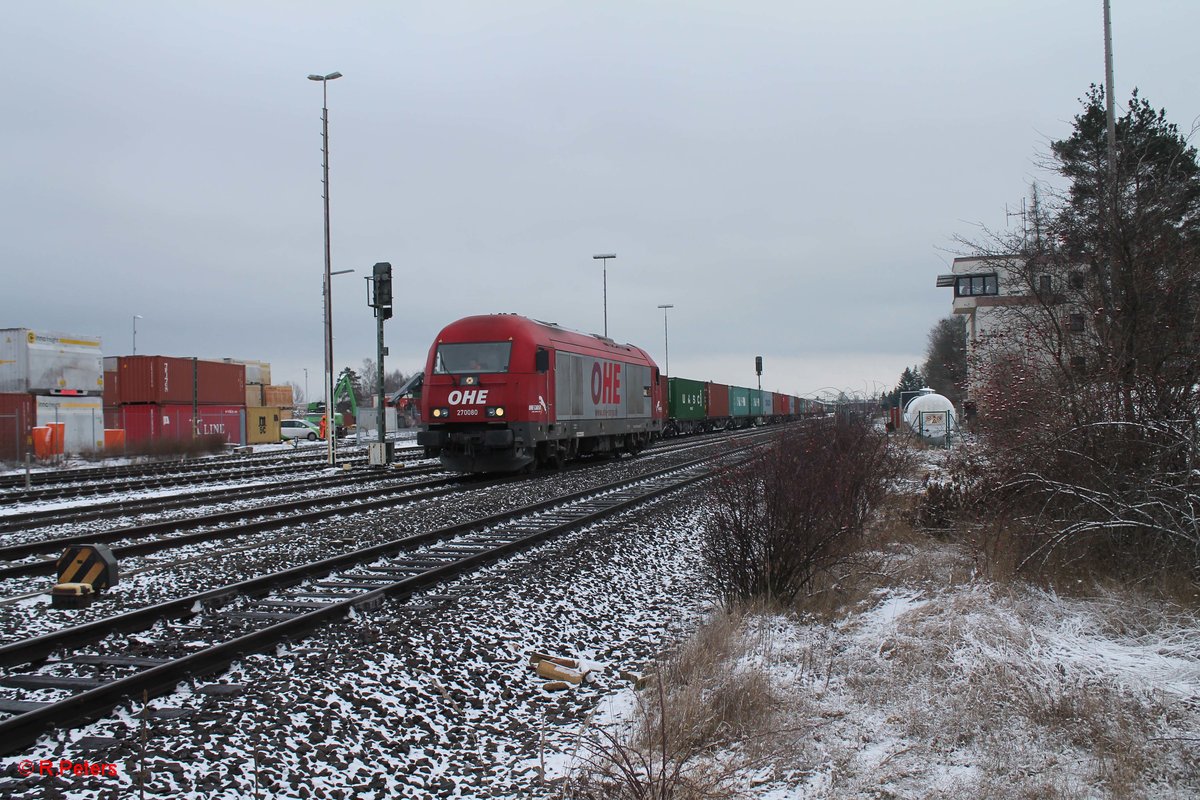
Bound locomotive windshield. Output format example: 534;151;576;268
433;342;512;374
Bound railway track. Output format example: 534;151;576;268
0;470;477;580
0;462;443;535
0;435;764;756
0;443;426;499
0;431;746;572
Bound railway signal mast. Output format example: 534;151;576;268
368;262;393;463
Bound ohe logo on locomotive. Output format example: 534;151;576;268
590;361;621;405
446;389;489;405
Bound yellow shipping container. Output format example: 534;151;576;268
245;406;282;444
279;408;294;420
262;384;293;406
245;384;264;407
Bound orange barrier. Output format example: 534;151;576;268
32;426;53;459
47;422;65;455
104;429;126;451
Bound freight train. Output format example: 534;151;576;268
417;314;824;473
663;377;824;437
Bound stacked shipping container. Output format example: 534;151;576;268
2;336;294;456
0;329;105;459
227;358;271;407
0;393;35;462
104;356;248;446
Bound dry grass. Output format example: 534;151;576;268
565;438;1199;798
560;607;789;799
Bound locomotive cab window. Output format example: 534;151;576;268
434;342;512;374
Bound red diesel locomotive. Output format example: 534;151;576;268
417;314;665;472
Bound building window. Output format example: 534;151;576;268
1070;271;1085;290
955;273;999;297
1038;274;1052;294
1069;313;1085;332
1070;355;1086;371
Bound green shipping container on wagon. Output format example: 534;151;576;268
729;385;752;418
749;391;763;417
667;377;706;420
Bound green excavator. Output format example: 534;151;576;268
305;372;358;437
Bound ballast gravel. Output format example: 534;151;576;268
0;480;718;798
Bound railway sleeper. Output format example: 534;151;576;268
220;611;301;623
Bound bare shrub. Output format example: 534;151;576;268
124;434;228;459
984;419;1200;581
701;418;904;605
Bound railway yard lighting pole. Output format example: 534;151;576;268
308;70;342;465
657;304;673;379
132;315;143;355
593;253;616;337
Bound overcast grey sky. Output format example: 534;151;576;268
4;1;1197;400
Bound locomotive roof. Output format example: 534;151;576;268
439;314;652;359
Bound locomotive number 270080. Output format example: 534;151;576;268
455;409;479;417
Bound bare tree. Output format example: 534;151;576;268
921;316;967;407
957;88;1200;577
360;358;379;400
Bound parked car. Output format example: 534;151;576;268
281;418;321;441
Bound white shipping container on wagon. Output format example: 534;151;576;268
36;395;105;453
904;390;957;440
0;329;104;395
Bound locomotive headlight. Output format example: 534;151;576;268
486;406;505;418
495;406;505;417
432;408;441;418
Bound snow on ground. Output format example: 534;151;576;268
724;579;1199;797
1;437;1196;798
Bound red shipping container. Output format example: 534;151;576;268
196;359;246;405
773;393;788;416
706;381;730;418
0;392;34;461
103;369;119;407
111;404;245;446
114;356;245;405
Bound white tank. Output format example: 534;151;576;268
903;390;956;438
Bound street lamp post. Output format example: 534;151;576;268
308;70;342;465
656;304;673;379
592;253;616;337
132;315;143;355
303;368;309;405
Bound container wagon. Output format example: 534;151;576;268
665;377;706;436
